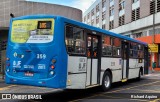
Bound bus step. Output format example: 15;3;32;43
121;78;127;82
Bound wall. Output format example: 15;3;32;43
0;0;82;27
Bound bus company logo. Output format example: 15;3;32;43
2;94;11;99
13;52;17;57
13;52;24;58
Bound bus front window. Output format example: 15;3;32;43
11;19;54;43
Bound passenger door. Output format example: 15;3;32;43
122;41;129;80
86;34;101;86
144;46;149;74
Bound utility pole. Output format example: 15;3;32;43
150;0;156;72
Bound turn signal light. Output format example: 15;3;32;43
51;65;55;69
52;59;56;63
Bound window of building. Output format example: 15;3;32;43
102;11;106;21
149;30;153;36
132;7;140;21
149;28;160;35
132;0;139;3
102;0;106;8
113;38;121;56
91;20;94;26
155;28;160;34
65;25;86;55
87;13;90;19
150;0;160;14
132;32;142;38
136;8;140;19
102;35;112;56
102;24;106;29
132;10;135;21
96;16;99;24
157;0;160;12
109;20;114;30
84;16;86;22
119;0;125;11
91;9;94;16
135;32;142;38
96;4;99;12
110;0;113;2
119;15;125;26
142;31;148;36
125;35;130;37
150;0;155;14
110;6;114;16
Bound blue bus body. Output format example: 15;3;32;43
5;15;147;89
5;15;68;88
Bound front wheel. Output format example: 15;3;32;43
102;71;112;91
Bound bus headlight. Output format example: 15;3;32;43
50;71;54;75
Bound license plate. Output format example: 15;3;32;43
24;72;34;76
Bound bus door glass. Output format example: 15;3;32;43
122;41;129;79
144;46;149;74
86;34;100;86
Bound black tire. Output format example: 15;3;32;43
102;71;112;91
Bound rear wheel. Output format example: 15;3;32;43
102;71;112;91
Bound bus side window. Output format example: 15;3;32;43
65;25;86;55
130;42;138;58
102;35;112;56
113;38;121;57
138;44;144;58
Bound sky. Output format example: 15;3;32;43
27;0;96;12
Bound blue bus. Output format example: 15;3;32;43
5;15;148;91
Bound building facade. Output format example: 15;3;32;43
0;0;82;75
83;0;160;70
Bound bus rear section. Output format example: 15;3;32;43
5;16;67;88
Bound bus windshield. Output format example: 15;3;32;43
11;18;54;43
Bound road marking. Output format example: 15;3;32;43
149;84;160;87
70;81;160;102
0;85;17;91
145;74;160;77
105;81;160;93
100;94;123;99
69;92;102;102
129;89;160;93
130;99;149;102
102;95;148;102
150;98;160;102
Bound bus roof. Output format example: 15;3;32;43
11;14;147;45
60;16;147;46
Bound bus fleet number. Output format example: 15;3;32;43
37;54;46;59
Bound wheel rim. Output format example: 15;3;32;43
104;75;110;88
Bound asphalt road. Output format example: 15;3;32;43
0;72;160;102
